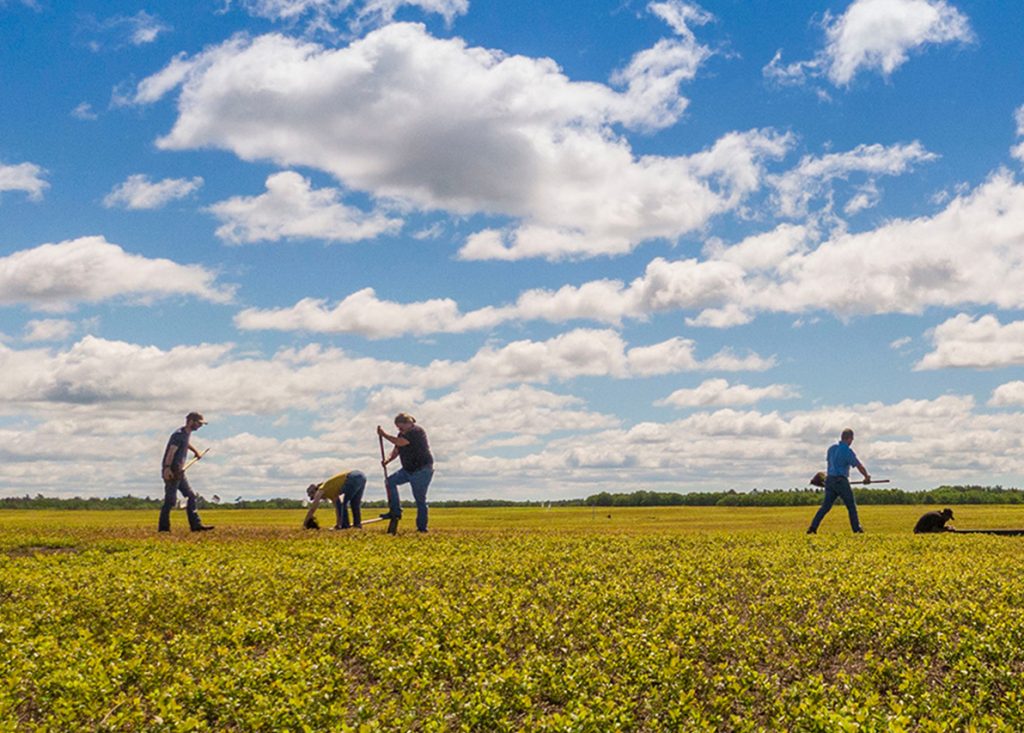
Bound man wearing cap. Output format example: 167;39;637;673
807;428;870;534
302;470;366;530
159;412;214;532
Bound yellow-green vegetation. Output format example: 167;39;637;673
4;506;1024;731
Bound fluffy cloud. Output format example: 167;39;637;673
0;329;771;414
208;171;401;243
768;142;936;218
989;381;1024;407
824;0;973;86
0;161;48;201
916;313;1024;370
1;333;1020;498
756;173;1024;317
103;174;203;209
239;169;1024;336
22;319;77;342
765;0;973;88
0;236;234;310
134;10;791;260
235;287;507;337
461;329;773;387
656;378;798;408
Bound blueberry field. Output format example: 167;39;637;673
4;506;1024;731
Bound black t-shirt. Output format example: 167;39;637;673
914;511;948;533
397;425;433;473
164;428;189;471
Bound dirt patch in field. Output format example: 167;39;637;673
4;545;80;558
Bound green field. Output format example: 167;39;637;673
4;506;1024;731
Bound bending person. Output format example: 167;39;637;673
304;470;366;529
378;413;434;533
807;428;870;534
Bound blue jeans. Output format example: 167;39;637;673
159;476;202;531
809;475;862;532
334;471;366;528
386;466;433;531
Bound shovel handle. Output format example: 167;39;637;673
182;448;210;473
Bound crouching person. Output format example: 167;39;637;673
914;507;955;534
303;470;366;530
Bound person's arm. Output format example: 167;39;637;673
188;443;204;459
855;461;870;483
304;488;324;525
162;444;178;481
377;425;410;447
383;446;399;466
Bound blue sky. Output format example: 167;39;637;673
3;0;1024;501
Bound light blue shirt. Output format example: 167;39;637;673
827;441;859;477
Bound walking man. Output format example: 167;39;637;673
303;470;367;529
159;412;214;532
378;413;434;532
807;428;870;534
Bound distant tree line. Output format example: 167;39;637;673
580;485;1024;507
2;485;1022;510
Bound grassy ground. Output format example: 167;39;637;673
3;506;1024;731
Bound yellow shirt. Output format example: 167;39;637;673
319;472;351;501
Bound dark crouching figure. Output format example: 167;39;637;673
914;508;955;534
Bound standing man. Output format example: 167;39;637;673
159;412;214;532
807;428;870;534
303;470;367;530
378;413;434;533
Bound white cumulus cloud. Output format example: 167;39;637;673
0;236;234;311
0;161;48;201
22;319;77;343
917;313;1024;370
132;11;790;261
208;171;401;244
103;174;203;210
765;0;973;88
656;378;799;408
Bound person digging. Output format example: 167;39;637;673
302;470;367;530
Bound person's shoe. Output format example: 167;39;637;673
853;528;865;534
191;525;215;532
158;528;170;533
353;524;362;529
379;512;400;520
806;528;816;534
417;529;428;533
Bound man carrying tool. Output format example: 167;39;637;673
807;428;870;534
303;470;366;530
378;413;434;533
159;411;214;533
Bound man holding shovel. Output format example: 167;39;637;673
807;428;870;534
159;411;214;533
